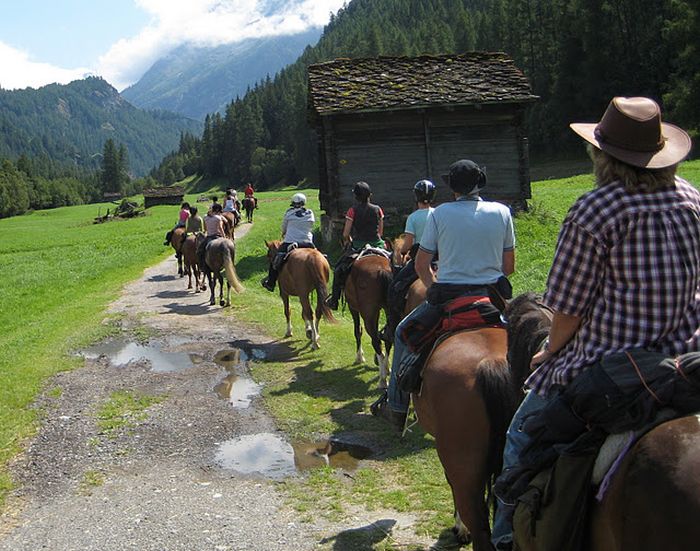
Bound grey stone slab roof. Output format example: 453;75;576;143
308;52;537;118
143;186;185;198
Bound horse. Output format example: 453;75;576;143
170;227;187;277
202;237;244;306
264;240;336;349
344;252;393;388
182;234;204;292
504;294;700;551
243;197;255;223
221;211;239;237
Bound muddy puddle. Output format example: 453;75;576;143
81;340;195;373
214;374;262;408
215;434;373;478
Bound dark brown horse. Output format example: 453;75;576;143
265;241;335;349
170;227;187;277
243;197;255;223
344;253;393;388
182;234;204;292
506;294;700;551
203;237;244;306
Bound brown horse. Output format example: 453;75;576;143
203;237;244;306
344;253;393;388
505;294;700;551
170;227;187;277
265;241;335;349
182;234;204;292
221;211;238;237
243;197;255;223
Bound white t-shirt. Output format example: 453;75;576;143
282;207;315;243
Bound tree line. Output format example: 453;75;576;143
152;0;699;190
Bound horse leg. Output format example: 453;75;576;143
208;270;216;306
365;309;388;389
300;293;318;349
351;309;365;364
282;294;293;338
218;272;225;306
177;252;184;277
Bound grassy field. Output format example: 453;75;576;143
0;162;698;547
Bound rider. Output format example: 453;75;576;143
185;205;204;235
197;202;227;271
376;159;515;430
244;182;258;209
325;181;386;310
261;192;315;292
163;202;190;245
491;97;700;551
223;190;238;214
384;179;436;341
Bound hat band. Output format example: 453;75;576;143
594;125;665;153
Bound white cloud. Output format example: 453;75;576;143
0;41;92;90
99;0;347;90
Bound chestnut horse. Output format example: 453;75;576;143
221;211;238;237
243;197;255;223
264;241;336;349
344;253;393;388
182;234;204;292
170;227;187;277
505;294;700;551
202;237;244;306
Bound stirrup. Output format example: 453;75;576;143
370;391;388;416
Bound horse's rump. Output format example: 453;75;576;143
346;255;392;308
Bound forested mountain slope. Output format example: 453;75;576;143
122;29;322;121
0;77;202;176
152;0;699;189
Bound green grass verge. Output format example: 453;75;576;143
0;163;697;547
96;391;166;436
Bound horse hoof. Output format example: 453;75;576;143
306;328;313;340
220;300;225;307
210;300;215;306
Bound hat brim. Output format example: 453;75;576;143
570;122;692;169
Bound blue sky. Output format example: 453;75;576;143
0;0;345;91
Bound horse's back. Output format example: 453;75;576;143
591;414;700;550
280;248;329;295
182;235;197;260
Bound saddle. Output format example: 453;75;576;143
273;242;316;271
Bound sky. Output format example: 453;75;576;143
0;0;346;92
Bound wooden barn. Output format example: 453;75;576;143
307;52;538;240
143;186;185;209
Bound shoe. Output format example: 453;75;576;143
370;392;406;432
261;278;275;292
495;541;513;551
325;295;339;310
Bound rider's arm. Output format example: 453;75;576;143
378;216;384;238
530;311;582;369
502;249;515;276
342;218;353;246
415;248;437;289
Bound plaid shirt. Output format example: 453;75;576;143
527;177;700;396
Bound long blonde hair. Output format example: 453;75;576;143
589;146;677;193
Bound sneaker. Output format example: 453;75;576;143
325;295;339;310
261;278;275;292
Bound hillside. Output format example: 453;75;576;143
121;29;322;121
0;77;202;176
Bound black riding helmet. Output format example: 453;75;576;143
444;159;487;195
413;179;436;203
353;181;372;201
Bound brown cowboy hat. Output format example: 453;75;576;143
570;96;691;169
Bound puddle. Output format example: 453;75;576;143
214;374;262;408
81;340;195;373
215;434;373;478
213;349;248;368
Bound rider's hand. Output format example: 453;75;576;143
530;349;551;371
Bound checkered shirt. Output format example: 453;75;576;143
527;177;700;396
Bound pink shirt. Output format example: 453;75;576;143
178;209;190;223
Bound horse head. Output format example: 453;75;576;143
264;240;281;264
389;234;410;268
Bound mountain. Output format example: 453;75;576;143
0;77;202;176
121;29;322;121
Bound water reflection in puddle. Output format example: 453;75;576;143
81;340;195;373
215;434;373;478
213;349;248;368
214;374;261;408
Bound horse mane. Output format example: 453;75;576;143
504;292;552;390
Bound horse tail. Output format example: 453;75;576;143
311;255;336;323
377;266;393;303
223;244;244;293
475;358;519;510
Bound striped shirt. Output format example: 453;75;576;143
527;177;700;396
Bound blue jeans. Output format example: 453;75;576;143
492;390;548;548
387;301;432;413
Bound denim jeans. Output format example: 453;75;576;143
492;390;548;548
387;301;432;413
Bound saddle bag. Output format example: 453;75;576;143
440;295;502;333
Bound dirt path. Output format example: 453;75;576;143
0;225;338;550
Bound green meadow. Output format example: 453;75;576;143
1;162;698;544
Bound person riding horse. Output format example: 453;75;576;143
384;179;436;342
261;192;316;292
244;182;258;209
197;202;227;271
375;159;516;431
325;181;387;310
491;97;700;551
185;205;204;235
163;202;190;246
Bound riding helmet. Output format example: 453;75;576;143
444;159;487;195
413;179;436;203
352;181;372;201
291;192;306;207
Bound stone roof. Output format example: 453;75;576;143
143;186;185;198
308;52;537;118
